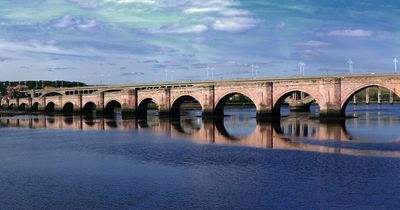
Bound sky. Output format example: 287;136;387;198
0;0;399;84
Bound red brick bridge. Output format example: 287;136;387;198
1;74;400;117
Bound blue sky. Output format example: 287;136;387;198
0;0;399;84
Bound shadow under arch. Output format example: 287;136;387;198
45;102;56;112
19;103;27;111
214;92;256;116
82;102;97;115
273;90;318;116
170;95;202;116
100;89;122;94
104;100;122;115
137;98;159;116
62;102;74;114
341;85;400;115
42;92;62;97
31;102;40;112
9;103;17;110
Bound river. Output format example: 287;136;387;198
0;104;399;209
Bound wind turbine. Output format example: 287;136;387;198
170;69;175;81
251;64;259;79
348;59;354;74
206;66;215;80
130;72;135;84
133;72;141;83
164;69;169;81
298;62;306;76
394;58;398;73
100;74;105;85
206;66;210;80
251;64;254;78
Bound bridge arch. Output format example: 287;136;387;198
45;102;57;112
137;98;159;116
62;102;74;114
19;103;27;111
82;101;97;115
32;102;40;112
104;100;122;115
170;95;203;116
273;89;319;116
214;92;256;115
9;103;17;110
341;84;400;112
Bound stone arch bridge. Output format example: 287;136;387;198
1;74;400;117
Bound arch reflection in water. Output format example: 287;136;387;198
171;117;202;135
345;104;400;142
276;113;349;141
1;111;400;158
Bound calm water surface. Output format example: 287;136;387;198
1;104;400;209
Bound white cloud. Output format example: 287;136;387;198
52;16;101;32
0;40;85;57
0;39;149;61
145;24;208;34
328;29;373;37
105;0;155;4
212;17;259;32
276;21;286;29
295;40;331;48
77;20;102;31
190;0;239;7
67;0;100;9
53;15;76;28
184;7;222;14
219;9;250;16
180;0;260;33
183;1;250;16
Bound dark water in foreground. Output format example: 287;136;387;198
1;104;400;209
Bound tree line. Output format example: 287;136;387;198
0;81;86;96
353;87;400;103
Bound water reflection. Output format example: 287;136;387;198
1;105;400;158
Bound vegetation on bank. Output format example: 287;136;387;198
353;87;400;103
0;81;86;96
